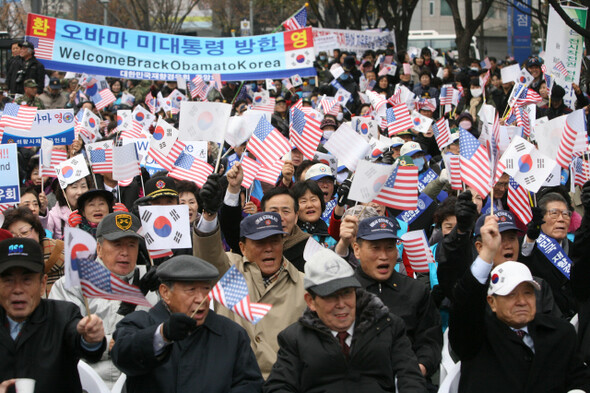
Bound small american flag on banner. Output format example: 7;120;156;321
554;61;569;77
439;85;454;106
282;6;307;31
94;89;116;111
78;258;152;307
401;230;434;273
247;118;291;168
240;155;262;189
448;155;462;190
0;103;37;130
148;139;186;172
372;162;418;210
256;160;284;185
86;141;113;174
460;128;492;198
290;107;322;160
387;104;413;136
507;177;532;224
556;110;587;169
432;117;451;150
26;36;54;60
168;151;213;188
572;155;590;187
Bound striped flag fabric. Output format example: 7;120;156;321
190;75;208;100
120;121;146;139
480;57;491;69
554;61;569;77
168;151;214;188
439;85;454;106
256;160;284;185
232;295;272;324
432;117;451;150
41;148;68;177
112;144;141;181
147;249;174;260
401;230;434;273
387;104;413;136
86;141;113;174
366;90;387;113
572;155;590;187
94;89;116;111
240;155;262;188
459;128;492;198
319;97;340;116
246;117;292;168
514;88;542;108
507;177;532;224
290;107;322;160
414;98;437;112
480;70;490;89
0;103;37;130
145;92;160;114
387;89;402;106
372;162;419;210
148;139;186;171
78;258;152;307
26;36;54;60
448;154;462;190
514;106;531;137
556;109;588;169
282;6;307;31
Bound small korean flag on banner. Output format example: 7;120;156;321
334;88;352;105
291;74;303;87
286;48;314;69
410;111;433;133
56;154;90;189
80;108;100;143
178;102;232;143
150;117;179;156
138;205;191;250
117;110;133;131
266;79;276;91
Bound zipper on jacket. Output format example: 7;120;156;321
378;283;382;294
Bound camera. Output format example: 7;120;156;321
15;70;26;84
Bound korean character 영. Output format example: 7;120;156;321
257;36;278;53
106;30;128;49
181;39;202;55
84;27;106;45
205;40;224;56
61;24;82;40
160;37;180;54
54;112;63;123
235;39;255;55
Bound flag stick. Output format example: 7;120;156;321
83;295;92;317
139;172;146;198
214;143;224;174
490;186;494;215
148;256;154;267
221;147;234;159
117;181;122;202
190;295;209;318
231;81;245;106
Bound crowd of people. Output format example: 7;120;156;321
1;36;590;393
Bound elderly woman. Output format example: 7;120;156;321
292;180;337;248
2;207;64;294
67;189;115;238
176;180;200;226
19;186;50;235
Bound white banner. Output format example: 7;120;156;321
312;28;396;55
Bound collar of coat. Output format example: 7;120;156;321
299;288;390;336
354;266;401;291
244;256;302;286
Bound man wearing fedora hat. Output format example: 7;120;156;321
0;238;106;392
265;248;426;392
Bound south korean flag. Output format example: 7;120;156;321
138;205;191;250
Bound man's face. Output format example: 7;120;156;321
305;287;356;332
420;74;430;86
528;65;541;78
160;281;211;326
487;282;536;328
541;201;571;241
24;86;37;98
316;177;335;203
441;216;457;236
150;196;178;206
239;235;283;276
50;88;61;97
0;268;46;322
97;237;139;276
353;238;398;281
11;43;20;56
476;230;519;266
493;174;509;199
264;194;297;235
275;101;287;113
20;46;29;58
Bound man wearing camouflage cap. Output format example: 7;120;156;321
112;255;263;392
15;79;45;109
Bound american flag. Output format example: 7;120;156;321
256;160;284;185
168;151;213;188
556;110;587;169
319;97;340;116
212;74;222;90
0;103;37;130
94;89;116;111
541;64;547;74
120;120;146;139
251;96;276;112
240;155;262;188
414;98;437;112
432;117;451;150
113;144;141;181
26;36;54;60
439;85;454;106
507;177;532;224
554;61;569;77
247;118;292;168
147;249;173;260
232;295;272;324
387;89;402;106
0;204;14;214
366;90;387;112
572;155;590;187
148;139;186;171
78;258;151;307
290;107;322;160
145;92;159;114
513;88;542;108
372;164;418;210
515;106;531;137
480;57;491;69
189;75;208;100
41;149;68;177
87;142;113;174
480;70;490;89
400;230;434;273
282;6;307;31
386;104;413;136
459;128;491;198
448;155;462;190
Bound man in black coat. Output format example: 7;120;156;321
0;238;106;393
111;255;263;393
351;216;442;385
265;248;426;392
13;41;45;95
6;41;23;95
450;215;590;393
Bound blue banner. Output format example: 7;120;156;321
26;13;317;81
507;0;532;64
397;193;433;225
0;144;21;205
418;169;438;193
536;232;572;279
1;109;75;147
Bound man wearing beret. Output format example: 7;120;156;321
111;255;263;392
265;248;426;392
50;212;158;388
0;238;106;392
193;207;306;378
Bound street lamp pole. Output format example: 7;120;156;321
99;0;110;25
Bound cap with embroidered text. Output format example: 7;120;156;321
357;216;400;241
0;238;44;274
240;212;287;240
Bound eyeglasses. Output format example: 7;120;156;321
545;209;571;219
495;182;509;189
11;225;33;238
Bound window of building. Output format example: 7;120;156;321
441;0;453;16
429;0;435;16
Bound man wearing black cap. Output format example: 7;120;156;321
39;77;68;109
350;216;442;385
50;212;157;388
193;209;306;378
112;255;263;392
0;238;106;392
537;83;573;120
14;41;45;95
265;248;426;392
143;176;179;206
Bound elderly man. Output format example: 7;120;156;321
350;216;442;385
193;185;306;378
112;255;263;392
450;215;590;392
50;212;157;388
39;77;68;109
15;41;45;95
15;79;45;108
0;238;106;392
265;248;426;392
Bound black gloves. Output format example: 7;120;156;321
138;267;160;296
455;190;478;233
337;179;352;207
162;313;197;342
526;207;545;240
381;148;394;165
199;174;224;214
117;302;137;316
582;180;590;213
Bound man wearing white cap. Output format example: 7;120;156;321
449;215;590;392
265;249;426;392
